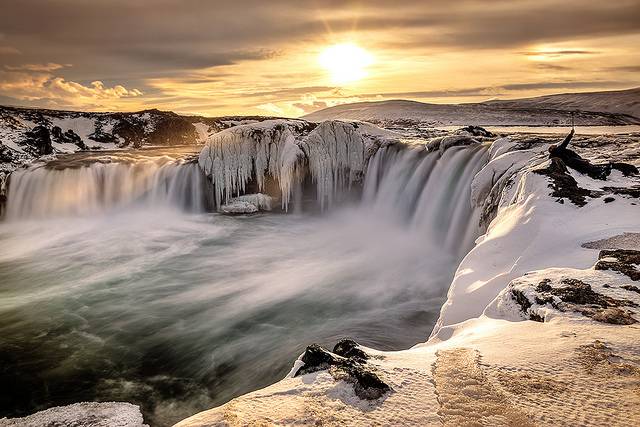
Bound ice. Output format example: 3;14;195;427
198;119;387;211
198;120;304;210
219;193;273;213
299;121;367;209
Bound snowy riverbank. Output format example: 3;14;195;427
176;134;640;426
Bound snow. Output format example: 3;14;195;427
303;88;640;125
52;116;98;142
433;144;640;335
51;141;80;153
0;402;148;427
219;193;273;213
177;131;640;427
193;122;215;143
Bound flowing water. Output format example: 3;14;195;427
0;144;487;426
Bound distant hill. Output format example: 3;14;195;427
303;88;640;126
486;87;640;119
0;105;286;169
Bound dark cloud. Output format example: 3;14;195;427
606;65;640;72
533;63;574;71
520;50;598;56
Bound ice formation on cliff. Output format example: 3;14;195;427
198;120;387;211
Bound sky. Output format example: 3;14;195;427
0;0;638;117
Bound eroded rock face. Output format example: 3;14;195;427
333;338;369;362
51;126;87;150
499;248;640;326
549;146;638;180
457;125;495;138
24;125;53;156
294;340;390;400
533;157;599;206
595;250;640;281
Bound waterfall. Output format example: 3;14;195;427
5;138;489;247
362;143;489;258
5;159;207;219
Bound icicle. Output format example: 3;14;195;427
299;121;366;209
198;121;304;211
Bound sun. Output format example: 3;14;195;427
319;43;373;85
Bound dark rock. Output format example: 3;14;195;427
24;125;53;155
587;307;637;325
601;186;640;199
295;344;343;376
51;126;87;150
458;125;495;138
332;363;391;400
511;288;533;312
537;279;553;292
604;197;615;203
621;285;640;294
533;157;599;206
595;250;640;281
511;288;545;322
549;146;638;180
513;277;638;325
147;116;197;146
294;343;391;400
551;278;637;308
113;119;146;147
333;338;369;362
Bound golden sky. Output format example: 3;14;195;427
0;0;638;117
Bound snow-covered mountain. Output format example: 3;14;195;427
0;105;282;169
303;88;640;126
486;87;640;119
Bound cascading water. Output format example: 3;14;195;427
5;158;207;219
362;143;489;259
0;137;489;427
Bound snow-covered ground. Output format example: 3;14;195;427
0;402;148;427
177;133;640;426
303;88;640;126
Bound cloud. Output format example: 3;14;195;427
5;62;67;72
0;46;21;55
605;65;640;72
356;87;501;99
533;63;574;71
0;69;143;109
244;86;335;99
256;103;285;115
520;50;598;57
